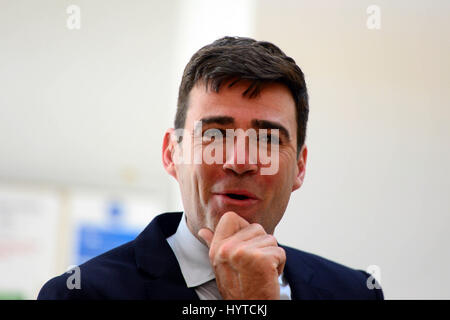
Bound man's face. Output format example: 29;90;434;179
165;81;307;239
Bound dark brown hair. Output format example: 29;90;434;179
175;36;309;154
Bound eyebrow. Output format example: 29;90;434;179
199;116;235;126
251;119;291;141
194;116;234;133
196;116;291;141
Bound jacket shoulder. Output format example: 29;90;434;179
38;240;141;299
37;212;183;300
282;245;384;300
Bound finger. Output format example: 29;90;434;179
257;246;286;276
213;211;250;243
198;228;214;248
241;234;279;249
226;223;268;243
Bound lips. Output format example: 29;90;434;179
217;190;258;200
213;190;260;206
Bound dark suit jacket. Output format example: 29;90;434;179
37;212;384;300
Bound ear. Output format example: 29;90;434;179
292;144;308;192
162;128;178;180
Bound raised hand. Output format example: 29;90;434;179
198;211;286;300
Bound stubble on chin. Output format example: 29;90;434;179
202;210;218;232
185;209;213;238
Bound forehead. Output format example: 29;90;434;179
185;81;297;133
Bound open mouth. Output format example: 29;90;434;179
214;192;258;206
225;193;251;200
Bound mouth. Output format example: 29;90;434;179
213;190;259;206
225;193;252;200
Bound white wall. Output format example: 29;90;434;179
0;0;178;200
254;0;450;299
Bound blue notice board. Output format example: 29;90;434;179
75;201;140;265
76;225;138;265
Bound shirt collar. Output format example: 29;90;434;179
166;212;215;287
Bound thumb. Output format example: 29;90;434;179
198;228;214;248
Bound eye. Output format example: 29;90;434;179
202;128;224;142
259;133;280;145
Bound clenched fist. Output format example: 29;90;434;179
197;211;286;300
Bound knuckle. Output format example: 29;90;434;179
230;245;246;264
217;244;229;260
252;250;266;262
250;223;265;234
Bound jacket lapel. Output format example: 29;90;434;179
134;212;199;300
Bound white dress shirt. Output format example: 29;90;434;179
166;212;292;300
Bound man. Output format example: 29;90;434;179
38;36;383;300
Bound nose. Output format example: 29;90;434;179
222;136;258;175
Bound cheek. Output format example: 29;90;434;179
276;151;299;183
263;175;291;202
261;154;298;209
193;164;222;200
176;164;200;197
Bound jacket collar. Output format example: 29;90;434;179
134;212;199;300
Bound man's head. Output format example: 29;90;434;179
175;36;309;154
163;36;309;239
